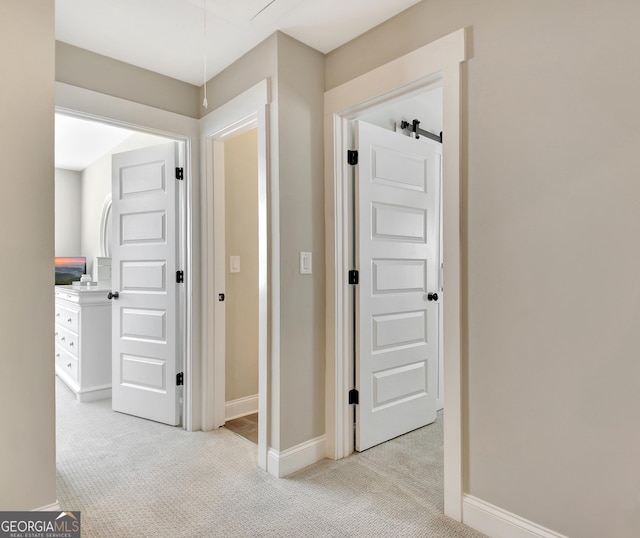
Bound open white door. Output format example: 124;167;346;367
355;120;440;451
110;142;181;426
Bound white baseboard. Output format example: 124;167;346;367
267;435;326;478
77;386;112;402
34;502;61;511
462;495;568;538
225;394;258;421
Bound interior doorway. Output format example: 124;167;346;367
219;127;261;444
54;110;189;427
201;79;270;471
324;28;466;520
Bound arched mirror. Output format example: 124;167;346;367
99;194;112;258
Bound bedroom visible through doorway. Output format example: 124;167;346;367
54;111;187;424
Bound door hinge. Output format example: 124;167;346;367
349;388;359;405
176;270;184;283
176;372;184;386
175;167;184;180
347;149;358;165
348;270;359;285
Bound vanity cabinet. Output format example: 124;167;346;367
55;286;112;401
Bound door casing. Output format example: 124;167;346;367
324;29;467;520
55;81;199;431
200;80;270;472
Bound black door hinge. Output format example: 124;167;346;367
175;167;184;180
347;150;358;165
349;389;359;405
176;372;184;386
348;270;359;285
176;270;184;283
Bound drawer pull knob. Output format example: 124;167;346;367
61;337;65;342
67;363;71;368
56;354;60;358
56;313;60;317
69;342;74;347
67;318;72;323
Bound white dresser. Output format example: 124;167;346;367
55;286;112;401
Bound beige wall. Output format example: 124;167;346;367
276;33;326;448
55;168;82;256
0;0;56;510
224;129;259;402
56;41;200;119
203;32;325;450
328;2;640;537
203;33;282;448
199;33;278;118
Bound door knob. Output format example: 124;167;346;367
107;291;119;300
427;292;439;302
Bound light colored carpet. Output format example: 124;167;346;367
56;378;485;537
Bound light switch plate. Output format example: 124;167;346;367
300;252;312;274
230;255;240;273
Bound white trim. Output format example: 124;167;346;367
225;394;259;421
462;495;569;538
34;502;61;512
76;386;112;402
266;436;326;478
200;79;272;472
55;82;199;136
55;82;201;432
212;136;227;430
324;28;467;521
436;145;445;412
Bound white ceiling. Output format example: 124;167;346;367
55;0;422;170
55;0;421;85
55;114;134;171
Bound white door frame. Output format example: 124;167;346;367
55;81;199;430
324;29;467;520
200;80;270;471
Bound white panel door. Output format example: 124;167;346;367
355;120;440;451
111;142;180;426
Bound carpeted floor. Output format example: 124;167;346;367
55;377;486;538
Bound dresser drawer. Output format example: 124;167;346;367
55;303;79;333
55;325;79;357
54;287;112;401
55;345;78;383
